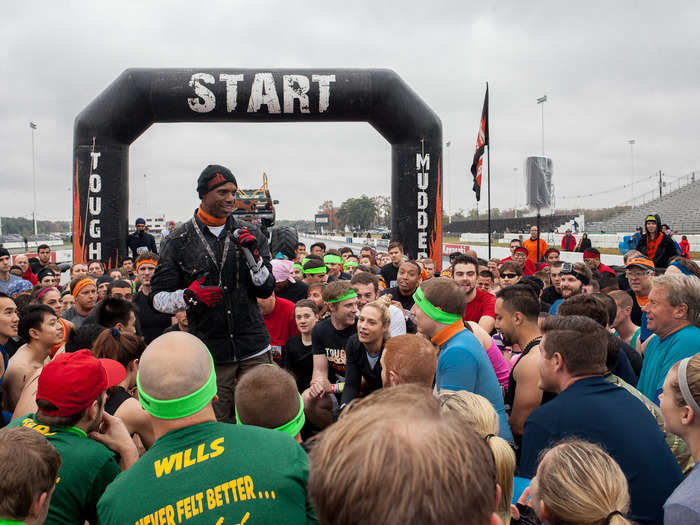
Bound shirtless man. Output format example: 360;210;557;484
3;304;61;411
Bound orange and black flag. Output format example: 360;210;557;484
470;86;489;201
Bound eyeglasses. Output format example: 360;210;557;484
626;270;651;277
500;273;518;279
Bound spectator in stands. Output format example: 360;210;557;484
308;385;502;525
575;232;592;252
127;217;158;259
14;254;37;285
636;213;679;268
679;235;691;259
87;260;105;278
520;315;683;524
523;225;548;263
98;332;314;524
638;274;700;403
522;440;632;525
667;256;700;279
235;364;306;443
133;252;172;344
9;350;138;524
380;334;437;388
30;244;51;275
438;391;516;524
411;277;512;441
583;247;616;276
660;354;700;523
272;259;308;303
258;292;299;364
561;228;577;251
0;248;22;296
496;285;554;450
380;241;404;288
548;262;591;315
0;426;61;525
609;290;642;349
62;277;98;329
499;260;522;288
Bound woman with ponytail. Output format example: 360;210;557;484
90;328;154;449
438;390;516;524
660;353;700;523
526;439;631;525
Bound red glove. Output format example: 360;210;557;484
183;278;223;308
235;228;260;261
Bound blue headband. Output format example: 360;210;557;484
669;261;692;276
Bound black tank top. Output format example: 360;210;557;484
105;386;132;415
504;336;554;413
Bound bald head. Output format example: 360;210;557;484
139;332;212;400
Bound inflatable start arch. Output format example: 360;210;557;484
73;68;443;266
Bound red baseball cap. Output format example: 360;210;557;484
37;349;126;417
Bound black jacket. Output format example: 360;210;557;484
150;212;275;364
127;231;158;259
635;233;678;269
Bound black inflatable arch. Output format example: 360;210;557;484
73;68;442;267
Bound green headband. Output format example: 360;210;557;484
324;255;343;265
235;393;305;438
293;263;303;271
302;258;310;266
344;261;358;270
413;287;462;324
137;352;217;419
327;289;358;303
304;265;327;275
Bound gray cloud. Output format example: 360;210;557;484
1;0;698;223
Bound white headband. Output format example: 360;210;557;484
677;358;700;417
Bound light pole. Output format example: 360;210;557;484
30;121;38;236
537;95;547;156
628;139;636;206
445;140;451;218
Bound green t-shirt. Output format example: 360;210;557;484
8;414;120;525
97;421;316;525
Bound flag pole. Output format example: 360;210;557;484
486;82;491;259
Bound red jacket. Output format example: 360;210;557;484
680;239;691;259
561;234;577;251
22;267;38;286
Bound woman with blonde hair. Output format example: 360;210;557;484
341;296;392;407
438;390;515;524
523;439;631;525
660;353;700;523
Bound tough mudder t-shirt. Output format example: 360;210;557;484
311;317;357;383
97;421;315;525
9;414;120;525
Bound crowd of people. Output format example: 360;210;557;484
0;166;699;524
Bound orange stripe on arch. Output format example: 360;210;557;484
72;158;85;263
429;157;443;270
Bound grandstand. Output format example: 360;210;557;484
587;176;700;234
445;214;577;235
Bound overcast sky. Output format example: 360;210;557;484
2;1;699;223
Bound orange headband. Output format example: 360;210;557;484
71;278;95;296
136;259;158;269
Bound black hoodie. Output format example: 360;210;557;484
635;213;679;268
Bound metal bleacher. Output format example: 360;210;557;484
587;176;700;234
